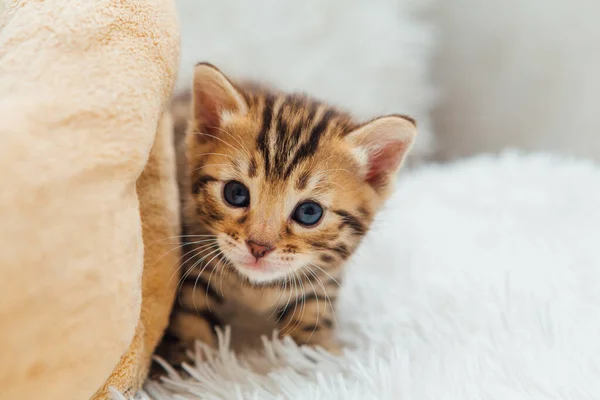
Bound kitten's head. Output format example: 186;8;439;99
184;63;416;284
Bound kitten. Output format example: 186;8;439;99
163;63;416;362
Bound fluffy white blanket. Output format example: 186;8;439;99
123;153;600;400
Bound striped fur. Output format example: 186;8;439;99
160;64;416;364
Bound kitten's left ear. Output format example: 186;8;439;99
345;115;417;190
191;63;248;136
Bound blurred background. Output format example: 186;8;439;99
175;0;600;163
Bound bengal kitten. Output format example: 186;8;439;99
164;63;416;362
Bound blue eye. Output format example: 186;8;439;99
292;201;323;226
223;181;250;207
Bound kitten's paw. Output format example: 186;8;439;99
152;337;192;375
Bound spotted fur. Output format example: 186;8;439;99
160;63;416;364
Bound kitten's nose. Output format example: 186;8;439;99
246;240;275;259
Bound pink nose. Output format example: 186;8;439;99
246;240;275;259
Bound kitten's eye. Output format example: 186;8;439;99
223;181;250;207
292;201;323;226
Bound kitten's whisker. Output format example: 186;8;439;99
175;243;219;288
301;268;320;344
157;234;219;242
190;163;230;174
275;267;295;323
167;242;219;285
269;264;289;316
309;171;348;192
292;272;308;334
193;132;247;159
316;168;353;175
176;245;220;309
277;274;288;309
306;267;328;300
210;255;226;304
203;250;224;312
176;263;199;309
196;152;244;163
314;180;346;192
308;262;341;287
166;246;202;284
306;267;339;328
191;247;222;313
277;270;289;309
171;241;218;274
204;124;249;155
156;240;214;248
310;153;336;173
172;246;220;305
217;252;228;296
153;235;217;260
309;156;352;191
283;274;304;333
279;273;301;334
281;270;307;335
306;265;340;320
157;238;218;267
154;240;206;267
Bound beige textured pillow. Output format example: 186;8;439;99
93;112;180;398
0;0;179;398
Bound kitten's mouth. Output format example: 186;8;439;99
217;237;287;283
239;258;269;270
231;257;286;284
237;259;276;274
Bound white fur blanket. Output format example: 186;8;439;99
122;153;600;400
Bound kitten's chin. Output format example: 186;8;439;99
233;262;287;284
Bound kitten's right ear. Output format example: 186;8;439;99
191;63;248;136
345;115;416;193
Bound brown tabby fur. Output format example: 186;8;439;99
159;63;416;365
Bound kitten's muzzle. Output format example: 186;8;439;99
246;240;275;260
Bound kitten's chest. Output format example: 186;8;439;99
212;282;279;349
220;280;282;316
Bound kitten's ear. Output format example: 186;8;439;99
345;115;417;190
191;63;248;136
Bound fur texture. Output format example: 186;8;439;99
161;64;416;363
134;152;600;399
0;0;179;398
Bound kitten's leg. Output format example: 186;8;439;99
160;274;224;367
276;290;341;354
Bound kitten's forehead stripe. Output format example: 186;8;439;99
257;94;274;177
296;170;310;190
246;88;356;181
268;96;286;177
248;157;257;178
283;106;333;178
273;98;297;176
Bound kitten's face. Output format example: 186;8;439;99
185;64;416;284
